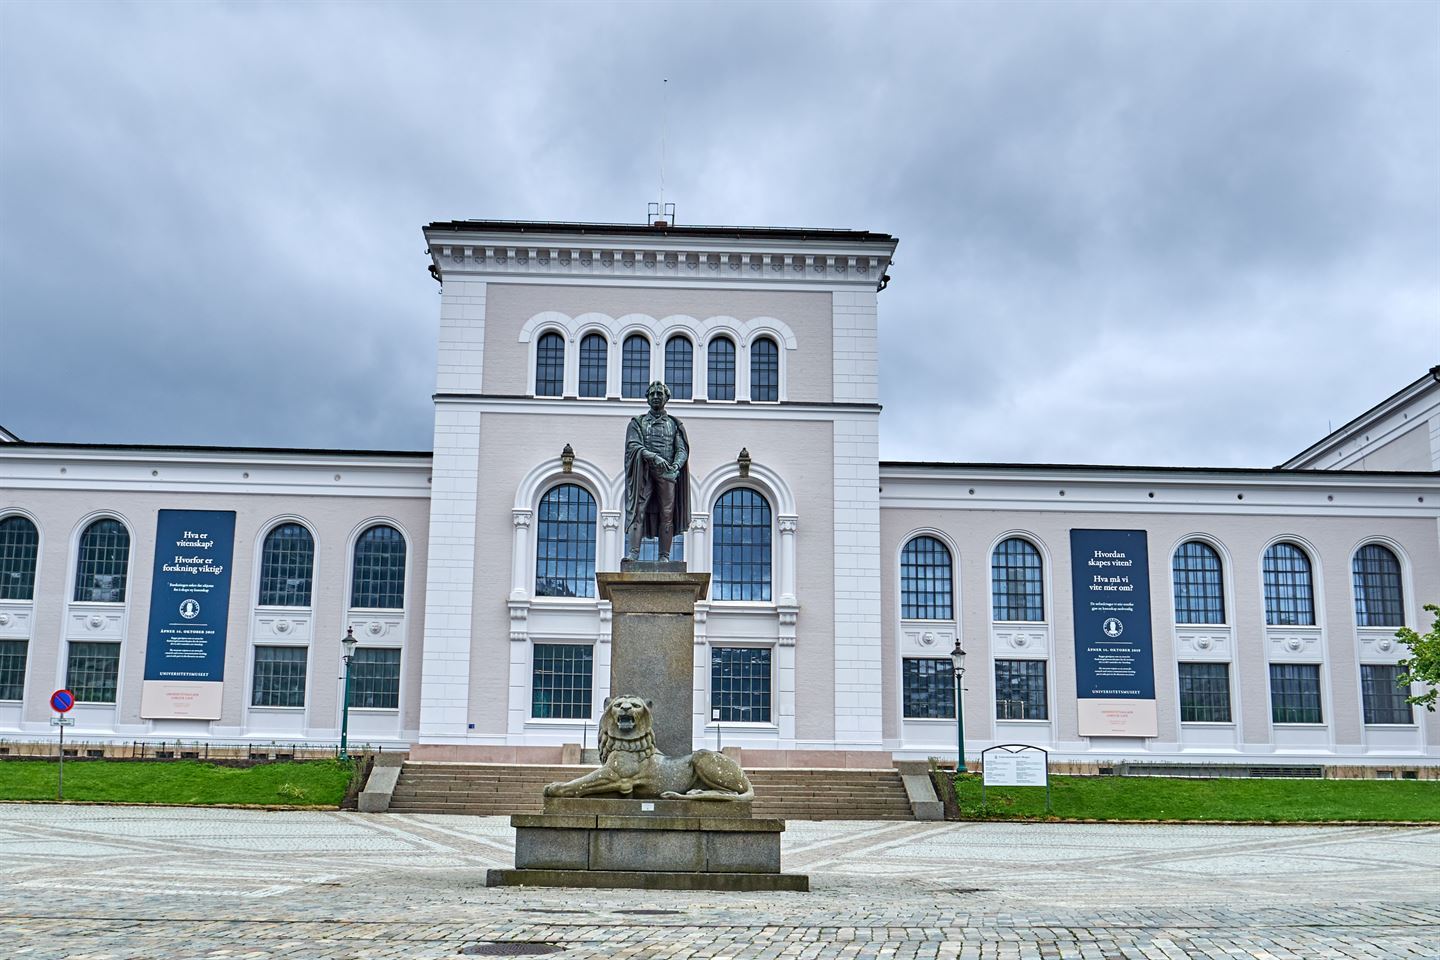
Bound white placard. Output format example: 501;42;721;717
983;748;1048;787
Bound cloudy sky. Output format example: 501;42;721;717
1;0;1435;467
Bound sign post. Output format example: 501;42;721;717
981;743;1051;814
50;689;75;800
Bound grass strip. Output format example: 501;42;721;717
0;758;354;807
952;773;1440;822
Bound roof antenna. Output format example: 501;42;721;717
648;78;675;228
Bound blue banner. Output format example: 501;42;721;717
1070;529;1158;736
141;510;236;719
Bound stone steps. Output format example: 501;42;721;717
388;762;916;820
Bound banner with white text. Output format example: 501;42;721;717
1070;528;1158;737
140;509;237;720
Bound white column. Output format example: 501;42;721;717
777;515;798;606
510;510;532;601
689;515;710;573
600;511;622;571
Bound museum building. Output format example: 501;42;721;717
1;217;1437;769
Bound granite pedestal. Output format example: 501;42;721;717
486;797;808;891
597;562;709;759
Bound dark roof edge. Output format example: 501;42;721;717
5;441;432;460
425;219;896;245
880;460;1440;480
1280;364;1440;467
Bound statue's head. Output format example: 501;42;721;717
646;380;670;412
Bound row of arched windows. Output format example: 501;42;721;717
0;515;408;610
534;331;780;402
900;535;1409;628
532;483;773;601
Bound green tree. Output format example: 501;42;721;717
1396;603;1440;711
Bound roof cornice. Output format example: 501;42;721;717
1280;365;1440;469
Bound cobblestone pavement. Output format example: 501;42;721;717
1;805;1437;959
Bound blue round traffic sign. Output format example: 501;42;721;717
50;689;75;713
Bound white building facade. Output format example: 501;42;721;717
1;218;1437;769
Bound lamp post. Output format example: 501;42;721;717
339;626;358;761
950;639;967;773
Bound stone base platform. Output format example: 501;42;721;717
486;797;809;892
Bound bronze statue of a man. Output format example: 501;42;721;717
624;380;690;561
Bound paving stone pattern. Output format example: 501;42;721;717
1;804;1437;959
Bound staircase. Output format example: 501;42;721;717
387;762;915;820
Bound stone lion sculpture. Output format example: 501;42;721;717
543;695;754;801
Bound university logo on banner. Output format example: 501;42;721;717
140;510;237;720
1069;529;1158;737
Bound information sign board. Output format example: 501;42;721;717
49;717;75;727
983;748;1048;787
1069;529;1158;737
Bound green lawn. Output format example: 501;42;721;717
0;759;354;807
951;773;1440;823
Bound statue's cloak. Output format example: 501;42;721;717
624;413;691;538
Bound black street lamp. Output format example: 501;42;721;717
949;639;967;772
340;626;358;761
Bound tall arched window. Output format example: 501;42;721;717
259;523;315;607
0;516;39;601
991;537;1043;621
901;536;953;620
750;336;779;402
1262;542;1315;626
535;484;597;598
578;333;608;398
708;336;736;401
622;334;651;398
1172;541;1225;625
1353;544;1403;627
535;331;565;397
665;335;693;399
713;488;771;601
74;518;130;603
351;524;407;609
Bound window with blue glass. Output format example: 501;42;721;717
994;659;1047;720
73;518;130;603
901;536;953;620
351;524;406;609
535;331;565;396
579;333;608;398
665;335;693;399
1172;541;1225;625
1269;663;1322;723
991;537;1043;621
636;534;685;563
1263;542;1314;626
902;658;955;719
350;647;401;709
535;484;597;598
708;336;736;401
711;647;771;722
67;641;120;703
0;515;39;601
750;336;779;402
259;523;314;607
622;335;651;399
0;639;27;701
532;643;593;719
712;488;771;601
1361;663;1412;725
1353;544;1403;627
251;646;307;707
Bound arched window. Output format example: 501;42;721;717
74;518;130;603
535;484;597;598
901;536;953;620
708;335;736;401
1262;542;1315;626
578;333;608;398
622;334;651;398
0;516;39;601
351;524;407;609
712;488;771;601
991;537;1043;621
1173;541;1225;625
750;336;779;402
535;331;565;397
1353;544;1403;627
258;523;314;607
665;335;693;399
